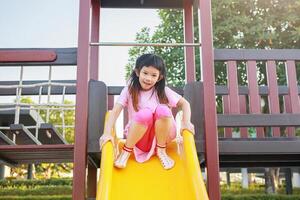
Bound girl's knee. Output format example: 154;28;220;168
155;104;172;119
133;108;153;125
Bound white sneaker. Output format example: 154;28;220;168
157;147;175;170
114;150;131;168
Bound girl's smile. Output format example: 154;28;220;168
137;66;161;90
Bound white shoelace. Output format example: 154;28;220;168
157;147;175;170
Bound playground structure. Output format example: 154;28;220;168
0;0;300;200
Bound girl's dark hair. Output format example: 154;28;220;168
128;53;168;111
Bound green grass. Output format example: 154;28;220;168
0;178;72;188
0;185;72;196
1;179;300;200
0;195;71;200
222;194;300;200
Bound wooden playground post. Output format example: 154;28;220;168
198;0;221;199
183;0;196;83
73;0;91;199
87;0;101;198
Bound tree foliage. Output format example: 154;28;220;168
126;0;300;87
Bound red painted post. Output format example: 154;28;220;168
285;60;300;137
284;95;295;137
90;0;100;80
87;163;97;197
239;95;248;138
73;0;91;199
227;61;240;114
286;61;300;113
108;95;114;110
183;0;196;83
246;61;264;138
198;0;221;199
223;95;232;138
87;0;100;198
227;61;240;137
266;61;280;137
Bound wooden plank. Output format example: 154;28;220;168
215;85;300;96
286;61;300;113
0;144;74;164
218;114;300;127
225;61;240;138
184;82;204;140
0;50;56;63
266;60;280;137
214;49;300;61
285;61;300;137
0;109;44;128
239;95;248;138
88;80;107;154
196;138;300;167
247;61;264;137
38;123;67;144
183;0;196;82
0;48;77;66
284;95;295;136
9;124;41;145
219;138;300;154
100;0;184;9
227;61;240;114
223;95;232;138
107;86;184;95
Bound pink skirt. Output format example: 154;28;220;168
124;105;177;163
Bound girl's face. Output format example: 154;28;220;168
136;66;161;91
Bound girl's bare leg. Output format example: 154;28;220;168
155;117;172;146
125;122;147;148
155;117;175;170
114;122;147;168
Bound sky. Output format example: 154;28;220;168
0;0;161;135
0;0;161;85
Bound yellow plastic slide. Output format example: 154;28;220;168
96;113;209;200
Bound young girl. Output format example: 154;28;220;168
99;53;194;170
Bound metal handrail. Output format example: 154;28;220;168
90;42;201;47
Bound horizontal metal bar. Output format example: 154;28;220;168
90;42;201;47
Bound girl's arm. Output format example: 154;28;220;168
176;97;195;134
103;103;123;135
99;103;123;149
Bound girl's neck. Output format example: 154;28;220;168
141;86;154;92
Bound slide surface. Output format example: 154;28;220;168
96;126;209;200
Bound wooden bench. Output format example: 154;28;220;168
87;49;300;170
185;49;300;168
